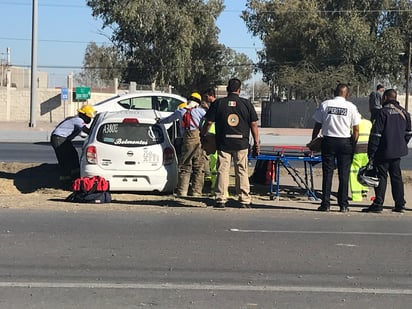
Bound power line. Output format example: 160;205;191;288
0;36;260;51
0;2;85;9
0;2;410;13
0;36;109;45
11;62;259;70
258;9;412;13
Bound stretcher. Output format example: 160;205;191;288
249;146;322;200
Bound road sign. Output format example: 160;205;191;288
75;86;91;101
61;87;69;101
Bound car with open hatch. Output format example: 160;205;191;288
79;110;178;193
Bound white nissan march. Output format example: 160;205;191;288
80;110;178;193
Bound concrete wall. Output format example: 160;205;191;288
7;66;49;89
0;86;116;123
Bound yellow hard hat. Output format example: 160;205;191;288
177;102;187;109
77;105;96;118
189;92;201;104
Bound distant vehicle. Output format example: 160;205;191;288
80;110;178;193
93;91;187;114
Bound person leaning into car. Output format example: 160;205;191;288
311;83;360;213
159;92;206;197
362;89;412;213
51;105;96;185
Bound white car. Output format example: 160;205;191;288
93;91;187;114
80;110;178;193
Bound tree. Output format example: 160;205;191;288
243;0;412;100
75;42;126;88
218;47;254;83
242;80;270;101
86;0;253;95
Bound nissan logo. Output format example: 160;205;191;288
126;151;134;157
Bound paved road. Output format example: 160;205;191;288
1;209;412;308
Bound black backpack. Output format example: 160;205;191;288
249;160;275;185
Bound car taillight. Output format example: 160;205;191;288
86;146;97;164
163;147;175;165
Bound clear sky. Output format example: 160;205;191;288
0;0;262;87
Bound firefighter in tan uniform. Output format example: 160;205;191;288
159;92;206;197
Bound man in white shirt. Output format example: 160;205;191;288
311;84;361;212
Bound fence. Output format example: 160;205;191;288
261;95;407;128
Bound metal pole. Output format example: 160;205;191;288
252;79;255;103
1;59;3;87
406;42;411;112
29;0;38;127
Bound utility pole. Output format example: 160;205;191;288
29;0;38;127
406;42;411;112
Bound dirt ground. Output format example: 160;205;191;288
1;162;412;212
0;162;210;211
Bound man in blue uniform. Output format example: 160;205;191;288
362;89;412;213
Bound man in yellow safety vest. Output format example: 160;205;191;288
350;113;372;201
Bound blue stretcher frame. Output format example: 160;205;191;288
249;146;322;200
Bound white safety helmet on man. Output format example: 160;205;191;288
357;165;379;187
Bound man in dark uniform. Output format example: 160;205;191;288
369;84;384;122
201;78;260;208
362;89;412;213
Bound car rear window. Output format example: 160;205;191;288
96;122;165;147
116;96;184;112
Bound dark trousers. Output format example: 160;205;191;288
321;137;353;208
51;134;80;179
370;109;379;122
373;158;405;208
